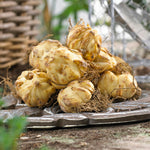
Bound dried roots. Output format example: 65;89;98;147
76;90;112;112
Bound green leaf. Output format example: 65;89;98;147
50;0;88;40
0;117;27;150
38;145;50;150
55;5;75;19
0;87;3;93
0;100;4;107
7;117;27;135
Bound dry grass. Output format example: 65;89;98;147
76;89;111;112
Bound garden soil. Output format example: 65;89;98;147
18;121;150;150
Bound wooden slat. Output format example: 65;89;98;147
135;76;150;89
1;95;17;109
23;0;41;6
1;96;150;128
84;108;150;125
114;3;150;50
0;1;17;8
0;42;12;48
0;12;15;19
27;97;150;128
0;107;43;120
0;23;15;29
0;33;14;40
27;107;150;128
5;5;32;12
111;97;150;111
6;16;31;22
0;58;23;68
28;114;88;128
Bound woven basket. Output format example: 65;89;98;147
0;0;41;69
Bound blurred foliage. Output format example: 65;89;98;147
0;99;4;109
0;100;27;150
37;145;53;150
52;0;88;40
40;0;150;41
40;0;88;41
95;18;111;27
0;87;3;98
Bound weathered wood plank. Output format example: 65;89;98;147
27;108;150;128
135;76;150;84
114;3;150;50
28;113;88;128
84;108;150;125
27;97;150;128
111;96;150;111
1;95;17;109
135;76;150;89
27;117;56;127
0;107;43;121
1;93;150;128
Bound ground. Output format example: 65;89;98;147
18;121;150;150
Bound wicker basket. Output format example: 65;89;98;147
0;0;41;69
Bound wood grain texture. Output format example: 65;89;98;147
114;3;150;50
1;95;150;128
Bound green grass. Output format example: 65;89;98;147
0;100;28;150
